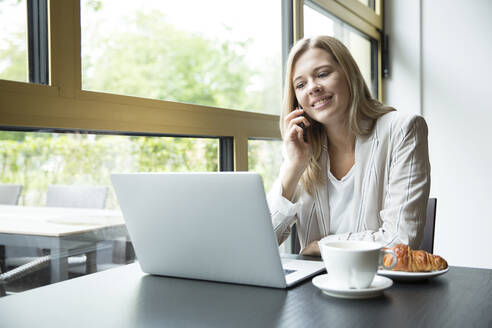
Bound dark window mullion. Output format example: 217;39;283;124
219;137;234;172
371;38;379;97
281;0;294;82
282;0;299;254
369;0;376;11
27;0;49;85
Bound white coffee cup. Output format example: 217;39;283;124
318;240;397;289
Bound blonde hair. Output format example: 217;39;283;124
281;36;395;195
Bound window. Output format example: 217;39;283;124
357;0;374;10
248;138;286;251
0;0;28;82
304;2;378;97
0;130;218;208
248;139;282;196
81;0;282;115
0;0;48;85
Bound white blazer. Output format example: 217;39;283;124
267;111;431;250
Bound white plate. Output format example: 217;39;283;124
377;267;449;282
312;274;393;299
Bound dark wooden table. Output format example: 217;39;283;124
0;260;491;327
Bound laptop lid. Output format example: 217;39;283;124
111;172;289;288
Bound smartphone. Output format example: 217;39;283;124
294;99;308;142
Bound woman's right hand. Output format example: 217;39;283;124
281;108;313;200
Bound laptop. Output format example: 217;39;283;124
111;172;325;288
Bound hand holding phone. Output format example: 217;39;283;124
282;104;313;200
297;106;308;143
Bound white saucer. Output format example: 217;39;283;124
312;274;393;299
377;267;449;282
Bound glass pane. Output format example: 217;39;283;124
81;0;282;115
360;0;380;12
248;139;290;252
0;131;218;208
248;139;282;195
0;130;218;294
0;0;28;82
304;4;377;97
355;0;378;11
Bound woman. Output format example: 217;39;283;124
267;36;430;256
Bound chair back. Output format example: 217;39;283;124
46;185;108;209
0;184;22;205
291;224;301;254
421;198;437;254
0;281;5;297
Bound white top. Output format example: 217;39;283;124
327;166;355;234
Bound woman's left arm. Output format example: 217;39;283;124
318;115;431;250
377;115;431;248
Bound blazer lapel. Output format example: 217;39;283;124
314;136;331;236
353;125;379;232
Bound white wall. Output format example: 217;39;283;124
384;0;492;269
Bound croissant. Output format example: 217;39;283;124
383;244;448;272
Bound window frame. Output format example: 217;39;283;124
0;0;384;172
27;0;49;84
0;0;280;172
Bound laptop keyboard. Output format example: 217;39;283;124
283;269;297;275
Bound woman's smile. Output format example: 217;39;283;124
311;95;333;109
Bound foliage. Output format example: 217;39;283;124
82;9;279;113
0;133;218;208
248;139;283;193
0;31;27;82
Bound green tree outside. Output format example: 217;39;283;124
0;133;218;208
82;9;281;113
